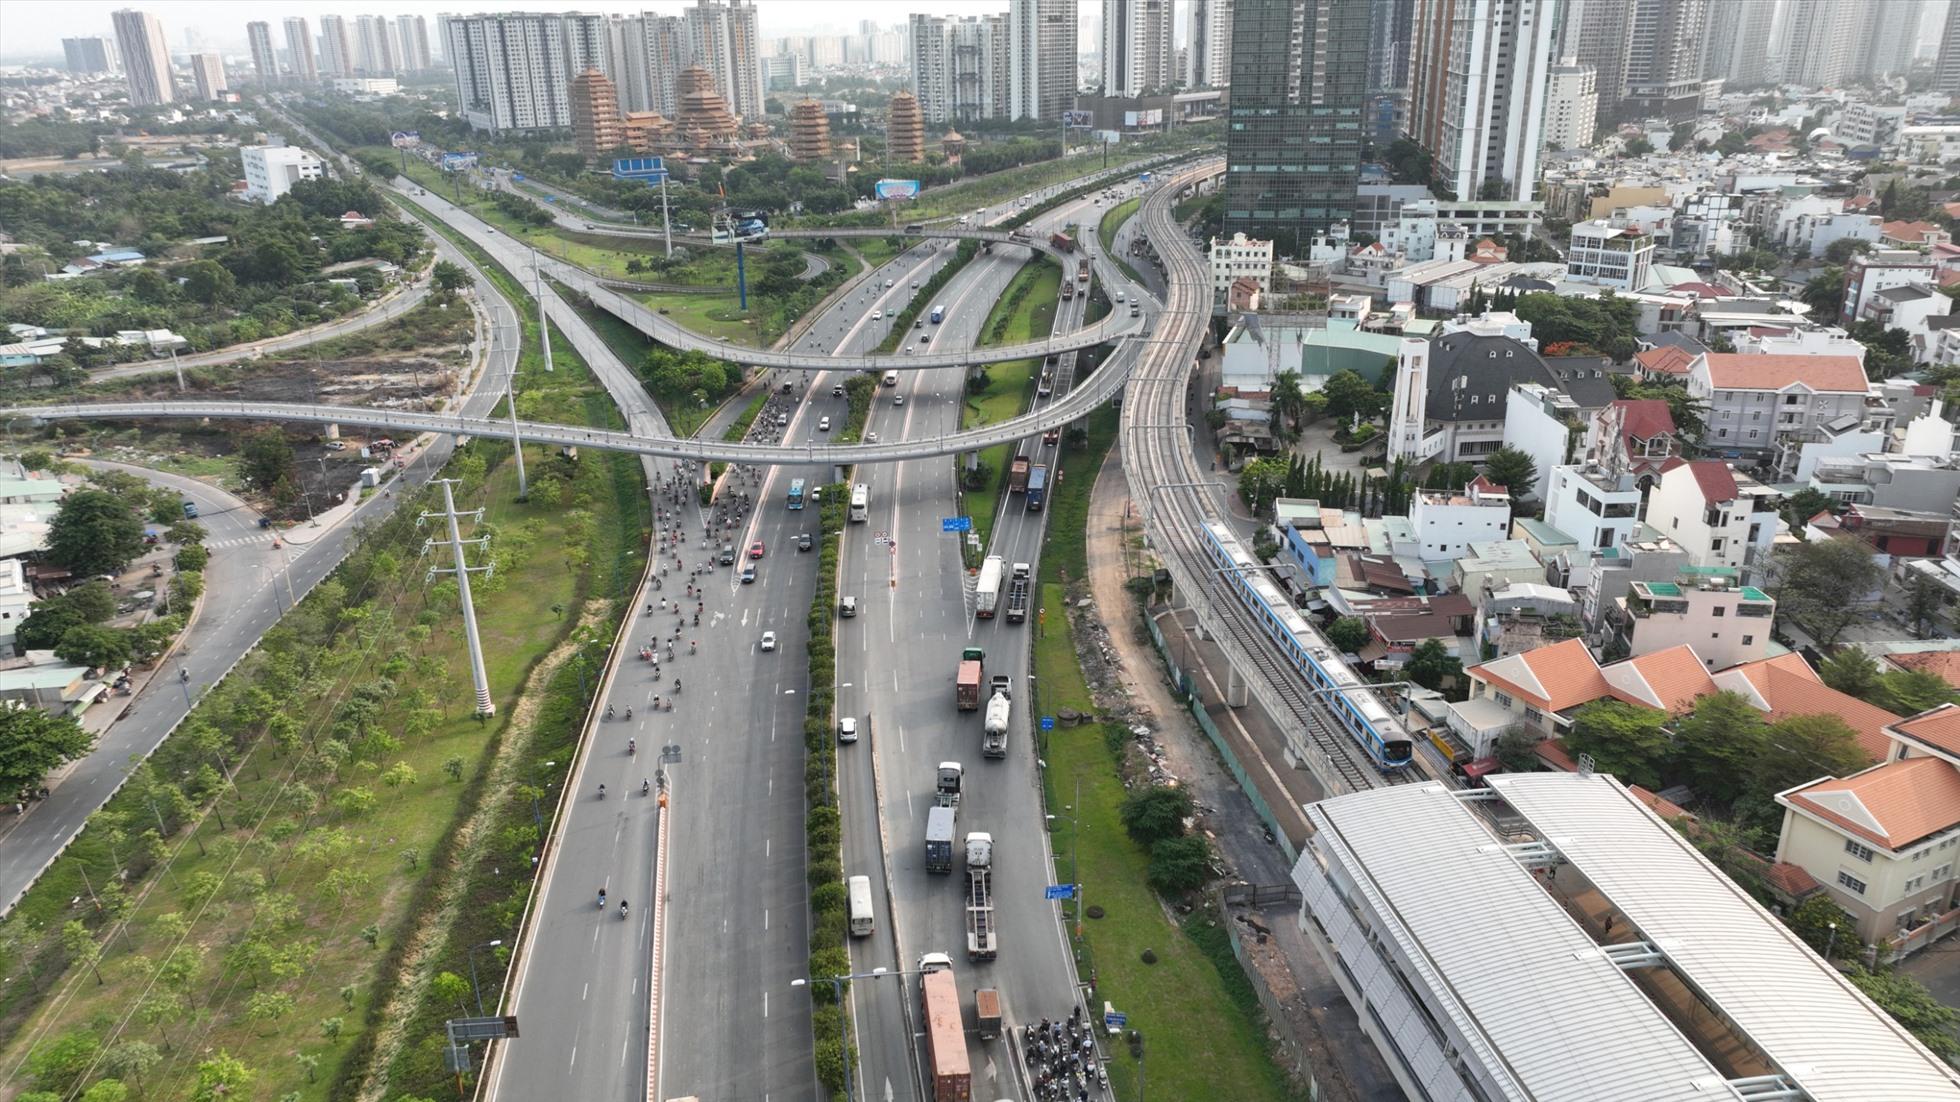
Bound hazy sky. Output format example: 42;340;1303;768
1;0;1062;62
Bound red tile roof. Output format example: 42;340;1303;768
1659;457;1740;504
1669;281;1733;297
1764;862;1822;898
1881;219;1944;242
1890;703;1960;759
1715;652;1897;763
1889;651;1960;690
1785;756;1960;850
1614;398;1675;441
1634;346;1696;375
1470;638;1612;712
1629;784;1694;821
1606;645;1718;713
1699;353;1869;393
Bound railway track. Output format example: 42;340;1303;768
1120;163;1413;798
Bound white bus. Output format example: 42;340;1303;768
849;483;870;523
848;875;875;937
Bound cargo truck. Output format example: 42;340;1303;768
965;833;997;960
1005;576;1029;623
926;805;957;873
1076;258;1090;282
1026;464;1049;511
1050;232;1075;253
936;761;964;806
955;647;984;710
1008;456;1031;494
919;954;972;1101
1060;280;1075;300
974;987;1002;1040
975;555;1005;619
983;691;1009;758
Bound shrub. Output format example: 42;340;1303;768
1119;785;1193;846
1147;835;1212;895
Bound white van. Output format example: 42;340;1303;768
848;875;875;937
883;370;899;387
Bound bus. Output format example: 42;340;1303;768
787;478;806;510
849;483;870;523
930;304;947;324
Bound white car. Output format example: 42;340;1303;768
872;310;883;320
819;416;832;431
838;716;858;744
866;431;878;443
760;631;777;652
892;394;905;407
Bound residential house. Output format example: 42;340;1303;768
1609;570;1775;670
1272;498;1337;588
1842;249;1937;322
1811;504;1953;560
1409;478;1512;561
1543;463;1644;555
0;558;32;657
1643;459;1781;571
1498;383;1581;503
1566;220;1655;291
1685;353;1872;459
1879;220;1951;249
1450;539;1546;604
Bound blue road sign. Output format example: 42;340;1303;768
1041;715;1056;731
1105;1011;1128;1029
613;156;668;182
941;516;972;533
1045;883;1077;900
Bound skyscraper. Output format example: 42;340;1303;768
283;17;317;83
62;36;119;75
111;9;176;106
1559;0;1631;128
684;0;764;121
1100;0;1175;98
1407;0;1556;202
396;16;433;73
1937;0;1960;97
1702;0;1774;89
192;53;227;100
1009;0;1078;120
571;69;623;161
1365;0;1415;147
317;15;354;78
611;13;686;118
1780;0;1860;88
355;15;398;75
1185;0;1233;89
910;13;1009;124
1621;0;1709;120
1223;0;1370;253
447;13;610;132
1857;0;1924;78
245;22;277;83
1543;59;1598;150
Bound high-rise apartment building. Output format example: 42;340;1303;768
1223;0;1370;254
62;37;119;75
355;15;399;75
910;13;1009;124
1858;0;1924;78
396;16;433;73
191;53;227;100
448;13;611;132
1365;0;1416;147
1559;0;1631;128
1780;0;1860;88
571;69;623;161
684;0;764;121
1544;59;1598;150
1702;0;1774;88
245;22;277;83
1101;0;1175;98
1009;0;1078;120
1185;0;1233;89
283;17;318;83
611;13;686;118
1407;0;1556;203
111;9;176;106
1621;0;1708;119
1938;0;1960;97
317;15;354;78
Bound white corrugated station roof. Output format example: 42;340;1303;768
1492;772;1960;1101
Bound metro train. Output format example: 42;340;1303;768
1198;520;1415;770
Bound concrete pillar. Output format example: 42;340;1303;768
1224;663;1249;708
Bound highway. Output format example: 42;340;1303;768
0;230;520;917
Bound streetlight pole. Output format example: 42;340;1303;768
530;760;556;830
791;965;923;1101
467;939;503;1015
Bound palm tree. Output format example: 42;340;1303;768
1271;369;1308;434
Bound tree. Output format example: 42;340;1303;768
1146;835;1211;894
1270;369;1309;433
1235;457;1289;515
1768;539;1884;647
1562;700;1672;790
1781;486;1836;528
1327;616;1370;653
1871;669;1960;716
1800;267;1846;322
243;990;294;1034
431;260;469;293
1405;638;1463;694
1757;714;1873;796
1320;369;1381;421
61;580;118;622
55;624;134;669
1668;691;1765;802
432;970;472;1012
239;429;296;494
1492;725;1541;772
1480;446;1536;496
1118;786;1192;845
27;1030;99;1095
1901;573;1950;639
1823;237;1874;264
102;1041;160;1093
0;707;93;796
45;489;146;576
1844;965;1960;1061
1819;647;1882;700
1785;892;1856;959
191;1052;254;1102
180;260;234;305
61;920;104;985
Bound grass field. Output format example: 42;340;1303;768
962;259;1061;548
1098;197;1141;255
1039;402;1119;584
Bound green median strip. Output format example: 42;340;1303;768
959;258;1062;552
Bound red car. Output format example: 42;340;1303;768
749;540;766;559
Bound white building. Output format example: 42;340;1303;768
0;558;33;658
1295;771;1960;1102
1008;0;1078;120
1565;220;1656;291
1101;0;1175;100
1612;573;1775;670
1644;458;1781;571
330;77;398;96
447;13;611;132
317;14;354;77
283;17;318;83
1209;232;1273;304
1843;249;1938;324
1542;58;1596;151
611;13;686;118
1407;0;1556;203
241;145;324;204
1385;197;1543;261
1409;477;1513;561
1687;352;1874;459
909;13;1008;123
1543;463;1644;554
246;22;278;84
1184;0;1232;89
684;0;764;121
111;7;176;106
1497;382;1577;502
190;53;226;101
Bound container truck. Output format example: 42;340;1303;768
975;555;1005;619
1050;232;1075;253
926;805;957;873
955;647;984;710
983;691;1009;758
974;987;1002;1040
1008;456;1031;494
919;954;972;1101
965;833;997;961
1026;464;1049;511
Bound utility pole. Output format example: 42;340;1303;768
420;479;496;718
505;364;528;501
660;171;672;258
532;249;555;373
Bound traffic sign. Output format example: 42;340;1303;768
1045;883;1077;900
1104;1010;1128;1030
1040;715;1055;731
941;516;972;533
612;156;668;183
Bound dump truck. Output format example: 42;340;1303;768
936;761;964;806
974;987;1002;1040
965;833;997;961
975;555;1005;619
1008;455;1031;494
919;954;972;1101
1076;258;1090;282
1060;280;1075;300
1050;231;1075;253
1026;464;1049;511
983;690;1009;758
956;647;984;710
926;805;957;873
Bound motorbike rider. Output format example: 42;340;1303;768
597;783;606;799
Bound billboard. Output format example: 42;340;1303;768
612;156;667;181
874;178;921;200
1062;109;1094;129
1123;109;1164;127
439;152;479;171
389;130;421;148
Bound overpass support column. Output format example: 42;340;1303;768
1224;663;1250;708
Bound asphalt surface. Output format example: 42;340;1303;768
0;229;517;917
